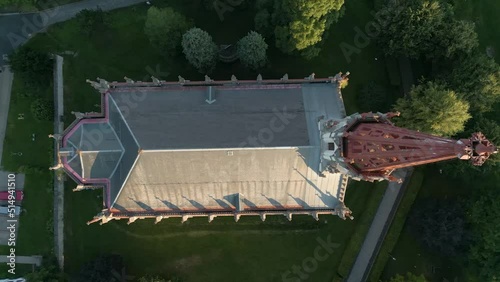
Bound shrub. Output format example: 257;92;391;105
31;98;53;121
9;46;52;87
182;28;218;73
237;31;268;70
76;8;109;36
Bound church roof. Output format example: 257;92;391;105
61;81;347;214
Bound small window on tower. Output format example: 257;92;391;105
328;143;335;150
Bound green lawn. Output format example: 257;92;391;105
1;0;399;280
0;73;55;277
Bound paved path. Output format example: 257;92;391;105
0;0;146;65
0;255;42;266
53;55;64;270
347;169;412;282
0;66;13;167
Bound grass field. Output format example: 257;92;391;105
0;0;400;280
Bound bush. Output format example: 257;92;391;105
254;10;271;37
182;28;218;73
357;82;389;112
144;7;192;54
31;98;53;121
237;31;268;70
76;8;109;36
9;46;52;86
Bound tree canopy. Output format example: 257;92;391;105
389;272;427;282
409;199;470;256
440;116;500;178
257;0;344;57
376;0;477;59
446;52;500;113
469;188;500;281
237;31;268;70
75;254;124;282
9;46;52;86
24;256;62;282
76;8;109;37
144;7;192;54
182;28;218;73
393;81;471;136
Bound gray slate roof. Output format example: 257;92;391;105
64;83;346;212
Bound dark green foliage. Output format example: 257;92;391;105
389;272;427;282
76;8;109;37
255;0;344;57
30;98;53;121
376;0;477;59
137;276;167;282
254;9;271;37
468;188;500;281
144;7;192;54
137;276;183;282
445;52;500;113
8;46;52;87
393;81;471;136
75;255;124;282
357;81;388;112
409;199;470;256
237;31;268;70
25;256;63;282
300;45;322;60
181;28;218;73
440;116;500;178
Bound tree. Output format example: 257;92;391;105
144;7;192;54
409;199;470;256
75;254;124;282
254;9;271;37
182;28;218;73
9;46;52;86
389;272;427;282
265;0;344;56
76;8;109;37
468;189;500;281
237;31;268;70
25;256;63;282
376;0;477;59
446;52;500;113
357;81;389;112
393;81;471;136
